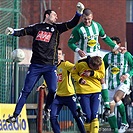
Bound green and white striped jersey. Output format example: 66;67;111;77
68;20;117;54
103;52;133;90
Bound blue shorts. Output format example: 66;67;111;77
77;93;101;123
23;63;57;93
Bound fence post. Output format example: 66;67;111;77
37;87;45;133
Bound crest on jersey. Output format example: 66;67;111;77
51;27;55;32
69;34;74;39
58;68;62;73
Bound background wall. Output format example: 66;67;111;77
19;0;126;63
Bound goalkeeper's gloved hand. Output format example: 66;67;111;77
76;2;85;15
5;27;14;35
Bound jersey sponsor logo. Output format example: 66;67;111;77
57;73;62;82
111;67;120;74
88;39;96;47
87;34;98;40
36;31;52;42
110;63;123;66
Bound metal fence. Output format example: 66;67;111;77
0;0;21;103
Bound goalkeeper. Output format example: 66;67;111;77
5;2;85;123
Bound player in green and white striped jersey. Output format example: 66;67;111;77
68;8;126;61
103;36;133;133
68;8;125;122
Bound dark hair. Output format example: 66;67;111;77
58;47;62;50
83;8;93;16
43;9;52;21
111;36;121;44
89;56;102;67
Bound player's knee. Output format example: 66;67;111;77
114;95;121;102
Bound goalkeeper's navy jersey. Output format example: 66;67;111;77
103;52;133;90
13;14;80;65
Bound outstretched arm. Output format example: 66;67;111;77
57;2;84;33
5;24;35;37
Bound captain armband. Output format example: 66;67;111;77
100;34;107;39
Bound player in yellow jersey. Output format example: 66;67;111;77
71;56;105;133
40;48;85;133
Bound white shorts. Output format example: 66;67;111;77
108;83;130;101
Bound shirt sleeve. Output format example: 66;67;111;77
56;13;80;34
103;54;109;70
98;22;117;49
13;24;36;37
125;52;133;77
65;61;75;72
68;27;80;52
71;62;82;82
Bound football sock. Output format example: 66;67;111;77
108;113;118;133
101;84;110;109
117;100;127;124
90;118;99;133
84;123;90;133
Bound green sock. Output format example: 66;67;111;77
108;115;118;133
101;88;110;109
117;102;127;124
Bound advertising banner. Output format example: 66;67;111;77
0;104;29;133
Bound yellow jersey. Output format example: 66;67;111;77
71;58;105;94
56;61;75;96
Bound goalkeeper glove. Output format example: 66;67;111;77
5;27;14;35
76;2;85;15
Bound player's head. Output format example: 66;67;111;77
82;8;93;26
111;36;121;45
43;9;58;24
58;48;63;63
111;36;121;54
88;56;102;70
